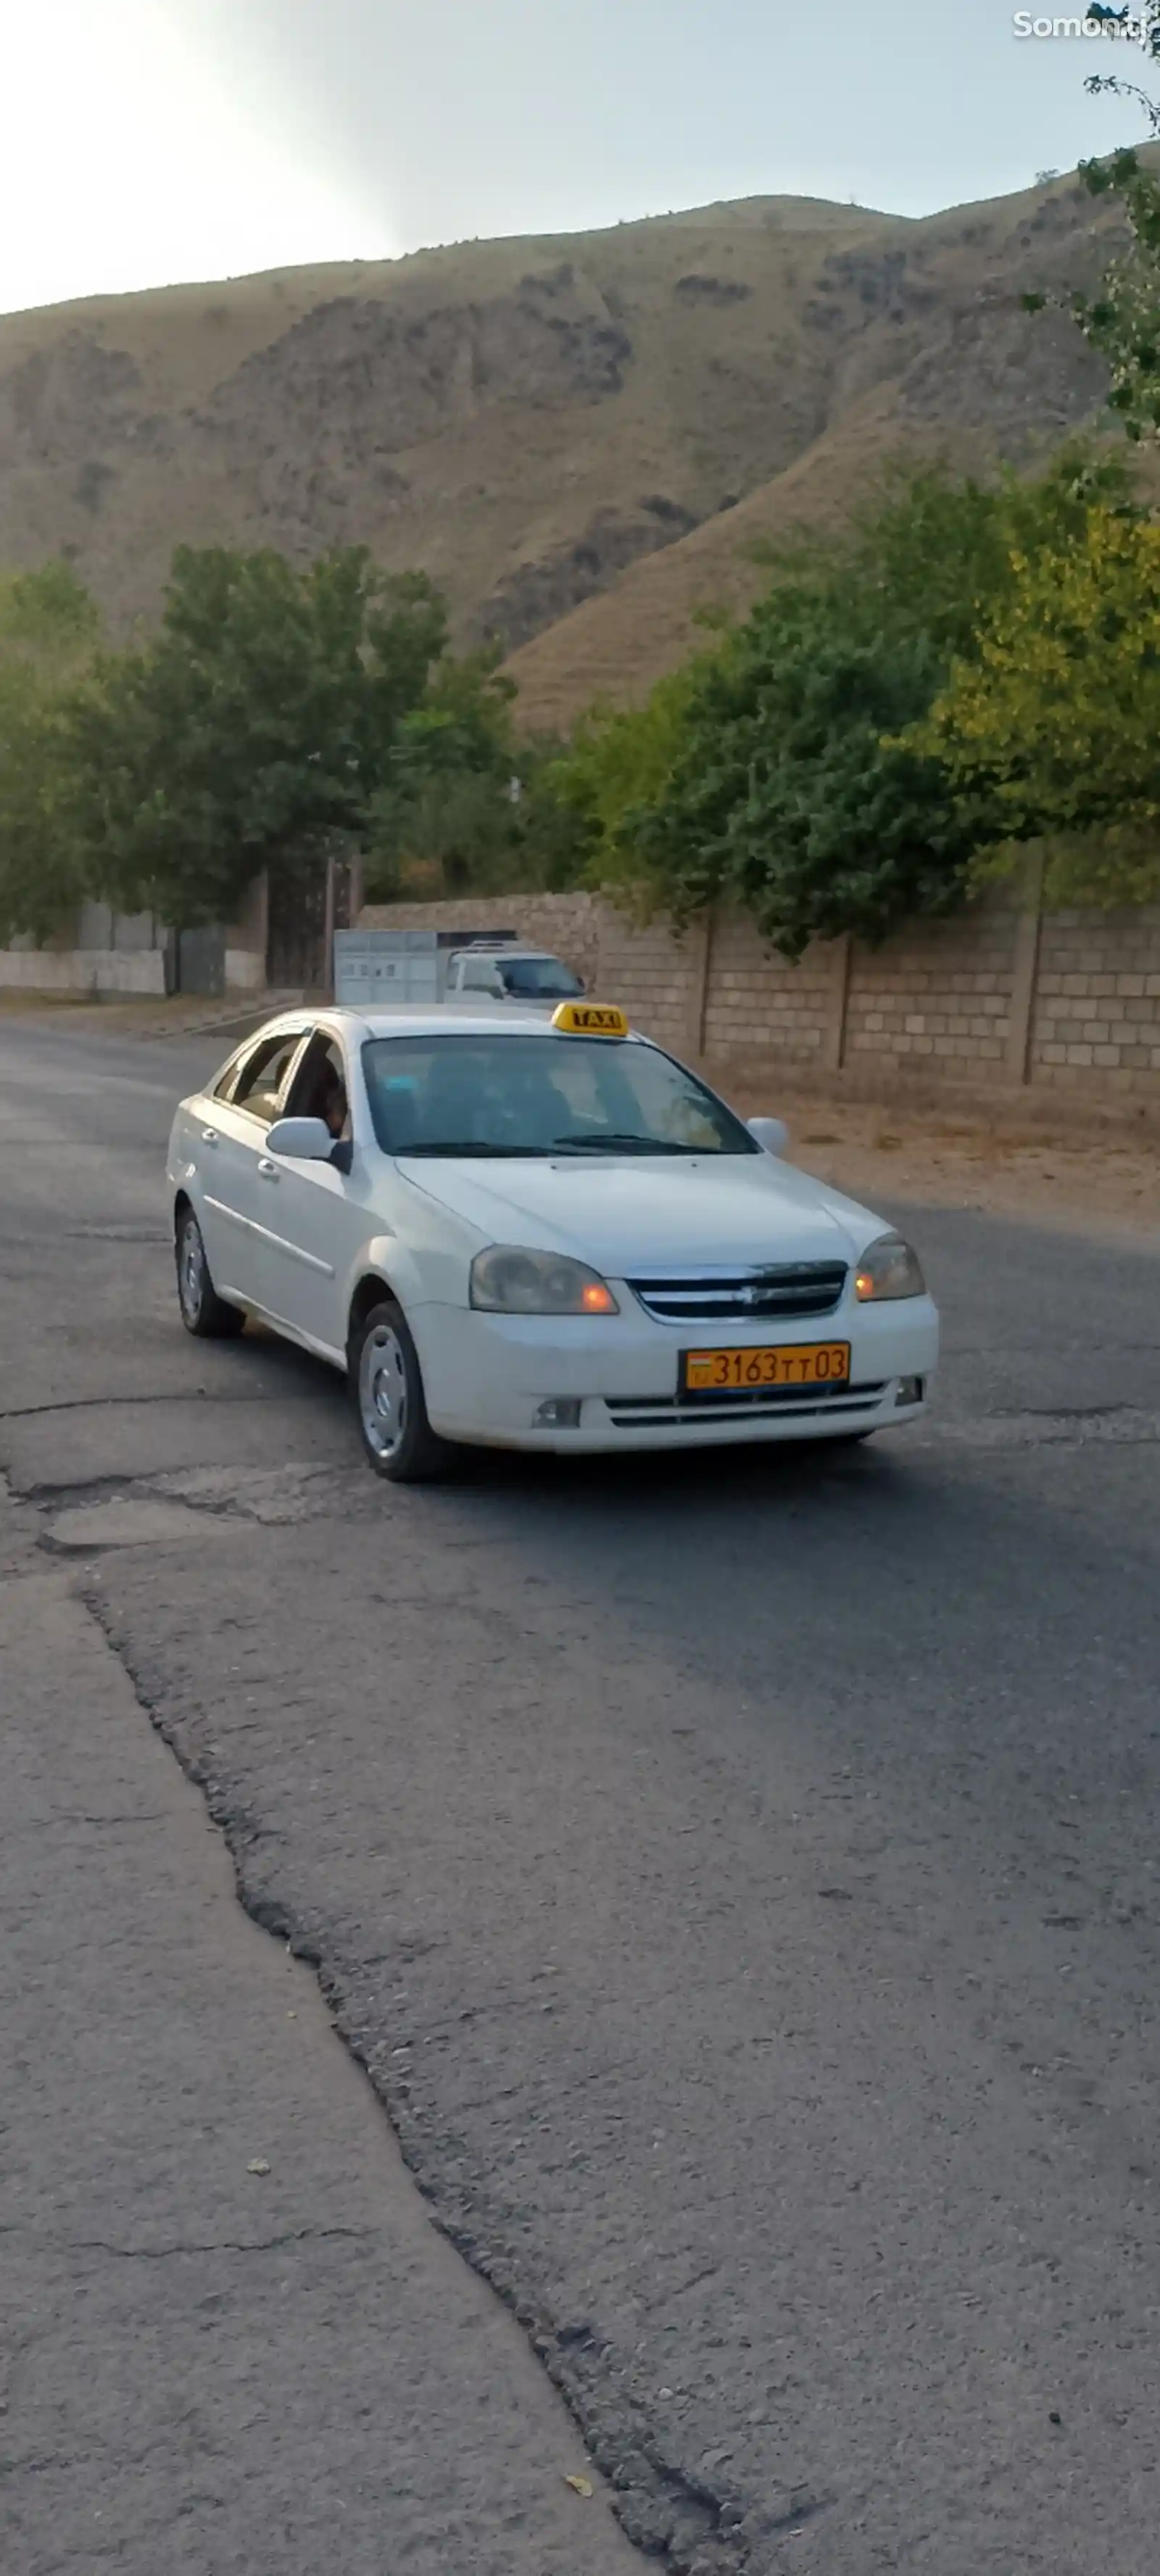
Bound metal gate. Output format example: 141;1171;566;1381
174;925;225;997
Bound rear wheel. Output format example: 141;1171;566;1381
349;1298;452;1483
175;1207;244;1339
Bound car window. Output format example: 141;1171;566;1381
212;1047;249;1103
231;1031;305;1126
460;958;500;992
498;958;583;999
361;1034;758;1157
284;1029;351;1140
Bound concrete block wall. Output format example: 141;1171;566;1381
703;906;834;1068
595;909;697;1058
360;894;602;992
1031;908;1160;1094
357;888;1160;1118
0;945;166;995
844;902;1019;1082
0;902;168;995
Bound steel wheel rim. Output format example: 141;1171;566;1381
360;1324;408;1460
179;1220;204;1324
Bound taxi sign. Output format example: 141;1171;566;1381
552;1001;630;1037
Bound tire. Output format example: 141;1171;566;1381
175;1206;245;1339
349;1298;453;1483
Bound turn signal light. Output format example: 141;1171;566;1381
581;1281;617;1313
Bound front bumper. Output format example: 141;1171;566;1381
411;1294;940;1453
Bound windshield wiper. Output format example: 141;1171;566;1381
394;1141;550;1158
551;1131;703;1155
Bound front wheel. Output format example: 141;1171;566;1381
176;1207;244;1339
349;1299;452;1483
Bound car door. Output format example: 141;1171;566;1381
249;1025;366;1357
194;1026;310;1303
460;956;506;1001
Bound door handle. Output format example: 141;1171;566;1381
257;1158;280;1179
201;1128;219;1146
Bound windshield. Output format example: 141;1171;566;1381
497;957;584;998
362;1034;759;1158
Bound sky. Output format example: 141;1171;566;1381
1;0;1155;316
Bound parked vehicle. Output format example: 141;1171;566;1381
443;942;585;1005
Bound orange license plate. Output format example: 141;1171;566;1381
682;1342;851;1394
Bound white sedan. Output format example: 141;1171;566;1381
167;1002;939;1481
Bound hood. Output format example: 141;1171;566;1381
400;1152;882;1273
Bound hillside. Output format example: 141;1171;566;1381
0;173;1125;701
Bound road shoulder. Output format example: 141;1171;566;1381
0;1482;640;2576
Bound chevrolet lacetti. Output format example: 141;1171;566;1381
167;1001;940;1481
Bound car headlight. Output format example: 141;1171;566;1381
470;1246;620;1315
855;1232;926;1302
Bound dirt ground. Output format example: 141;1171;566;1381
771;1088;1160;1243
0;991;276;1039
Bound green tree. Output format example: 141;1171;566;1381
1023;11;1160;439
910;504;1160;905
570;455;1135;957
0;562;103;942
368;647;590;897
67;547;448;926
551;655;712;893
626;599;979;956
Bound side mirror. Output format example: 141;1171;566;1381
266;1115;334;1161
747;1115;789;1158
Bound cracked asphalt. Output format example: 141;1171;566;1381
2;1015;1160;2576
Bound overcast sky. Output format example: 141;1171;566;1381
1;1;1152;316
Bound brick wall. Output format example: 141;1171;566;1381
844;902;1020;1084
594;910;696;1057
702;906;834;1069
1031;909;1160;1095
357;889;1160;1120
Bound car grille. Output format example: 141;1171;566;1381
627;1261;848;1324
605;1382;886;1430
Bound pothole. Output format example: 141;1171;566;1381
41;1463;361;1550
46;1498;235;1551
150;1464;355;1523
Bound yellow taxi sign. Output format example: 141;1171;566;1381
552;1001;630;1037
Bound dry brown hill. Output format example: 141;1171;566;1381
0;173;1124;704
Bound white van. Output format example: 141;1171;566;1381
444;941;587;1006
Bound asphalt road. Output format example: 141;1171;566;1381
2;1015;1160;2576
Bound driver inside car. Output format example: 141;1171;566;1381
317;1065;349;1139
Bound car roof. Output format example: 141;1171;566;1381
450;943;562;959
232;1005;642;1044
348;1005;637;1040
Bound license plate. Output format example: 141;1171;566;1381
681;1341;851;1394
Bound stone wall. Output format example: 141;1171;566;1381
842;903;1020;1084
0;936;166;995
703;906;836;1072
1030;907;1160;1093
358;889;1160;1121
360;893;603;989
